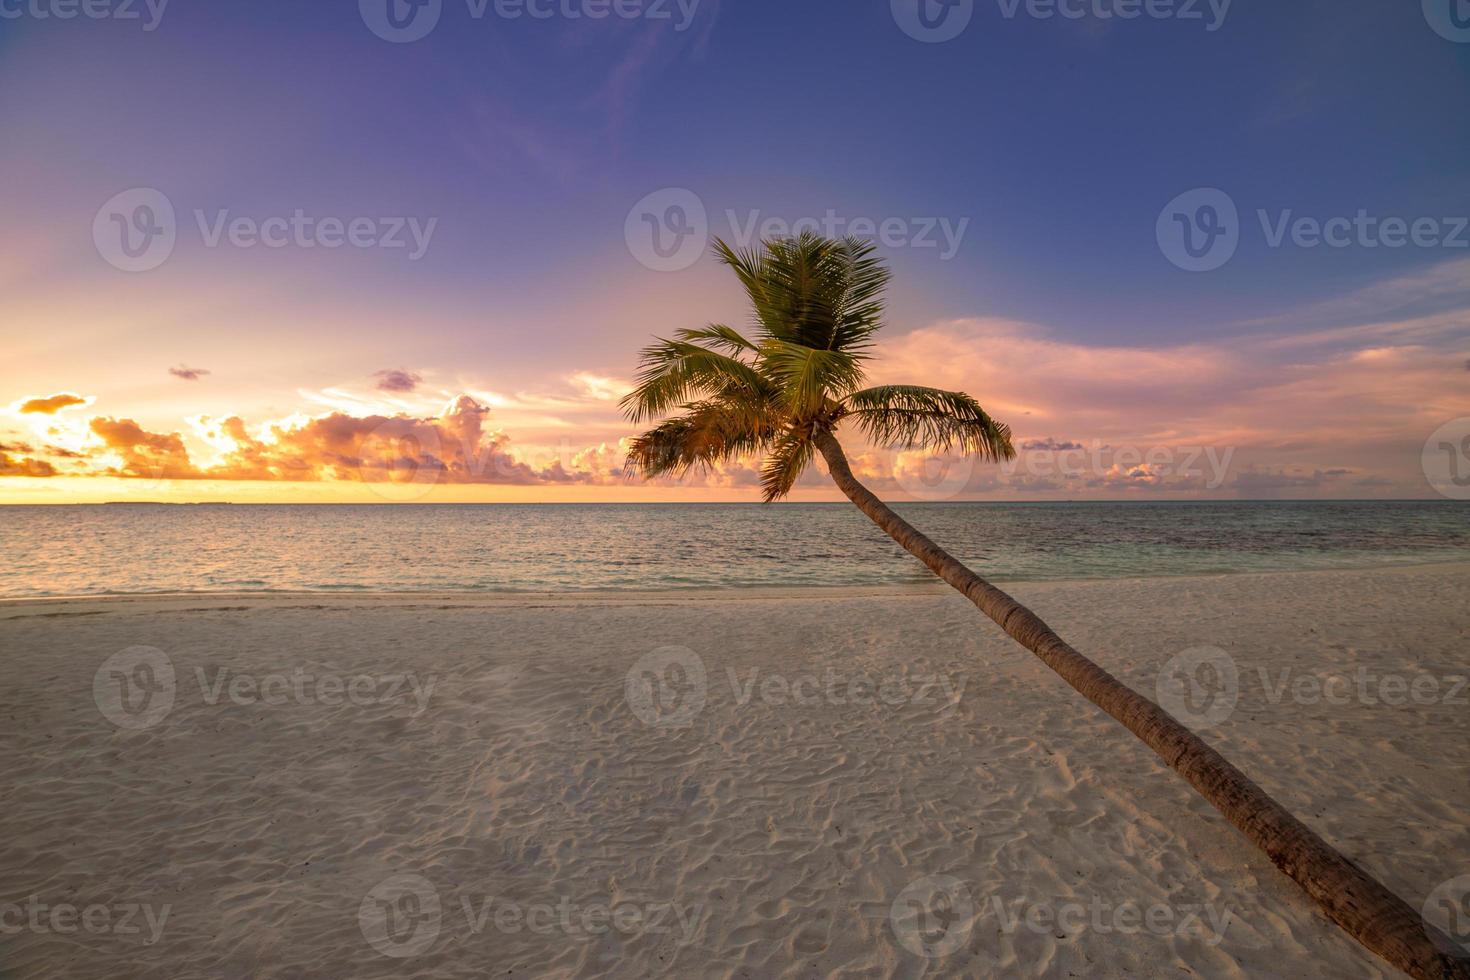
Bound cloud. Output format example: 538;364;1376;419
6;264;1466;500
77;396;588;486
90;417;198;480
19;393;86;415
0;449;56;477
1020;437;1086;452
373;369;422;393
567;372;630;402
43;444;86;458
861;308;1470;497
1231;468;1350;492
169;365;210;381
0;391;780;495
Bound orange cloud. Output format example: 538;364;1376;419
864;314;1470;496
80;396;588;486
89;417;198;480
5;280;1466;500
19;393;86;415
0;448;56;477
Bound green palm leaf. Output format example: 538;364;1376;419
623;232;1010;500
620;338;769;423
843;385;1016;460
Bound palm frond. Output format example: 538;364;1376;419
623;397;779;479
760;340;867;416
619;338;769;423
758;428;816;503
843;385;1016;460
815;236;890;354
712;233;889;355
673;324;759;355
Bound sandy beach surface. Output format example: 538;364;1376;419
3;563;1468;978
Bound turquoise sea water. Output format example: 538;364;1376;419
1;501;1467;598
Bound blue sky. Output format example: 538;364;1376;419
2;0;1469;500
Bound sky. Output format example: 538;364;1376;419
2;0;1468;502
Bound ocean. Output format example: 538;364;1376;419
2;500;1468;598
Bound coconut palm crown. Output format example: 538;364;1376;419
620;233;1015;499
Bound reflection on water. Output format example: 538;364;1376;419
1;501;1467;597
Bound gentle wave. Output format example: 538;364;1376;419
1;501;1467;598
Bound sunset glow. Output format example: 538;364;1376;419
3;3;1467;503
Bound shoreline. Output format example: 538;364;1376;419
4;558;1469;612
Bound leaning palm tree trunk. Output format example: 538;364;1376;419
814;428;1469;980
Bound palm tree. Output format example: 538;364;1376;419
622;233;1469;980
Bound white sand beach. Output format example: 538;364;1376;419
3;563;1468;978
